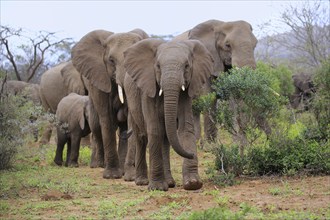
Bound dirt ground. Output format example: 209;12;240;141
1;146;329;219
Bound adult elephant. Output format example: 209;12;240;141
1;80;41;105
175;19;259;142
71;29;148;179
290;73;315;111
123;39;214;190
39;61;87;144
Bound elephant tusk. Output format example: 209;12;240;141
181;85;185;91
118;85;124;104
159;89;163;96
269;87;280;97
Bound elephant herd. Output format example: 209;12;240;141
2;19;313;191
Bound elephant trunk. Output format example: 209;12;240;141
232;43;256;69
163;81;194;159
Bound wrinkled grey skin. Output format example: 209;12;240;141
54;93;91;167
39;61;88;144
175;19;260;143
71;29;148;179
1;80;41;105
290;73;315;111
123;39;213;191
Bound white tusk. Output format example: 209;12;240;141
159;89;163;96
118;85;124;104
181;85;185;91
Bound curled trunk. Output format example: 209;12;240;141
163;88;194;159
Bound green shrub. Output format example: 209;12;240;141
212;66;282;149
248;137;329;175
312;60;330;140
256;62;294;98
212;144;247;176
0;89;35;169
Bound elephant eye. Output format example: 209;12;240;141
225;42;231;49
184;63;189;70
109;56;115;65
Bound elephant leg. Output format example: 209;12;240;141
39;122;53;145
148;134;168;191
90;88;121;179
255;114;272;138
203;109;217;142
90;132;104;168
118;122;128;176
68;133;81;167
99;117;121;178
54;128;66;166
90;133;97;168
135;136;148;186
65;138;71;167
193;112;202;148
181;132;203;190
163;138;175;188
88;109;104;168
124;114;137;181
179;95;203;190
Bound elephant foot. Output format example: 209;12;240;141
124;165;136;181
165;175;176;188
135;176;149;186
148;181;169;191
98;161;105;168
103;168;122;179
54;159;63;166
90;160;104;168
69;162;79;168
90;161;98;168
183;173;203;190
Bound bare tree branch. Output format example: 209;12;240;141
1;25;74;82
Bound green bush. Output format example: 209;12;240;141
212;66;282;146
212;144;247;176
247;137;329;175
312;60;330;140
256;62;294;98
0;94;31;169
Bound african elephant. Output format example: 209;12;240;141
71;29;148;179
1;80;41;105
39;61;88;144
175;19;261;143
54;93;91;167
290;73;315;111
123;38;214;191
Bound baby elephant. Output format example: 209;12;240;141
54;93;91;167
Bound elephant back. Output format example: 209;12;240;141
40;62;69;113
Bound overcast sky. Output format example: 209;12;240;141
0;1;322;41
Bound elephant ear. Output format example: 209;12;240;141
183;40;214;98
129;28;149;39
189;19;224;76
61;61;87;95
124;38;165;98
72;30;113;93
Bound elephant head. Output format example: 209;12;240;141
72;29;149;97
72;30;114;93
290;73;315;110
189;19;257;75
61;61;88;95
124;39;214;159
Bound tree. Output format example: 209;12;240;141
0;26;74;82
278;0;330;68
255;0;329;71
